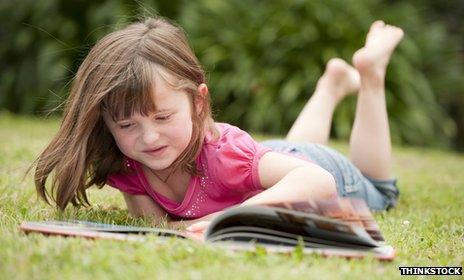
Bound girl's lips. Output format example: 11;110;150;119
144;146;167;156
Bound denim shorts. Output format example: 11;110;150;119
261;140;399;211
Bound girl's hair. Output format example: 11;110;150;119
33;17;218;210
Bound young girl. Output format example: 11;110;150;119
34;18;402;231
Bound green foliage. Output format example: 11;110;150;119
179;0;463;147
1;0;463;148
0;0;175;114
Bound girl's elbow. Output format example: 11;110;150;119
318;168;338;199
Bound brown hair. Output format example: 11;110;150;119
33;17;218;210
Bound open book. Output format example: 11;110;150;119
19;198;395;260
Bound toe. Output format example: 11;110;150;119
327;58;347;71
370;20;385;31
386;25;404;36
396;27;404;38
386;25;404;42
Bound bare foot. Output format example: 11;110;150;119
352;21;404;86
317;58;360;103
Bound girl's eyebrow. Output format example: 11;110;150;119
155;108;175;113
115;118;131;123
113;109;173;122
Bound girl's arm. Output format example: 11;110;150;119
168;211;222;230
122;152;336;231
122;192;220;231
185;152;337;233
122;193;170;224
241;151;337;206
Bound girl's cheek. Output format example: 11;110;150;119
171;121;192;140
114;132;138;151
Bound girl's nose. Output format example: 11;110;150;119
141;127;160;145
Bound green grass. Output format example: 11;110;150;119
1;112;463;279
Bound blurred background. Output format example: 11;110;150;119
1;0;463;150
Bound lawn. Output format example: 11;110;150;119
0;112;463;279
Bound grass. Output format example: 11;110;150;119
0;111;463;279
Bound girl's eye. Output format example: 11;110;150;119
156;115;171;121
118;123;133;129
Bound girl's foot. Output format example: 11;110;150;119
316;58;360;103
352;21;404;87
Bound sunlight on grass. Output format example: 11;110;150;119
1;112;463;279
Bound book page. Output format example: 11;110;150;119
20;220;185;239
263;198;383;241
205;202;379;247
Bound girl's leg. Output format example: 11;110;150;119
349;21;404;179
286;59;360;145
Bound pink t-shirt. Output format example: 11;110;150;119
106;123;272;219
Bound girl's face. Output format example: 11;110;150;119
103;75;195;172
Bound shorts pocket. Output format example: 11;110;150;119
339;162;364;198
367;177;400;210
321;146;364;197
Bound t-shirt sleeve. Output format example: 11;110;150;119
106;172;147;196
209;125;272;194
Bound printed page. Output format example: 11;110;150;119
206;204;379;247
263;198;383;241
20;220;185;238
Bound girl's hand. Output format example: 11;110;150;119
168;211;221;241
186;220;211;233
183;220;211;242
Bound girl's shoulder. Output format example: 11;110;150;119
106;160;147;196
200;122;272;189
204;122;252;146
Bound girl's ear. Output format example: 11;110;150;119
195;83;209;114
198;83;209;98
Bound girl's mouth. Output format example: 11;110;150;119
144;146;167;156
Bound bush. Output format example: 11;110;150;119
180;0;463;147
0;0;173;114
1;0;462;149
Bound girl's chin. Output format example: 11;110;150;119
144;162;173;171
141;158;175;171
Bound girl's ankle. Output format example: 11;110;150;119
313;82;343;106
359;74;385;92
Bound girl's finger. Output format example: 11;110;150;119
186;221;211;232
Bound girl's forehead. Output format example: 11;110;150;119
152;88;189;111
152;73;177;101
152;73;191;105
101;63;193;121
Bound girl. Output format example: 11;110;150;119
33;18;402;231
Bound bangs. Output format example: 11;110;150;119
101;57;196;122
102;57;158;122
